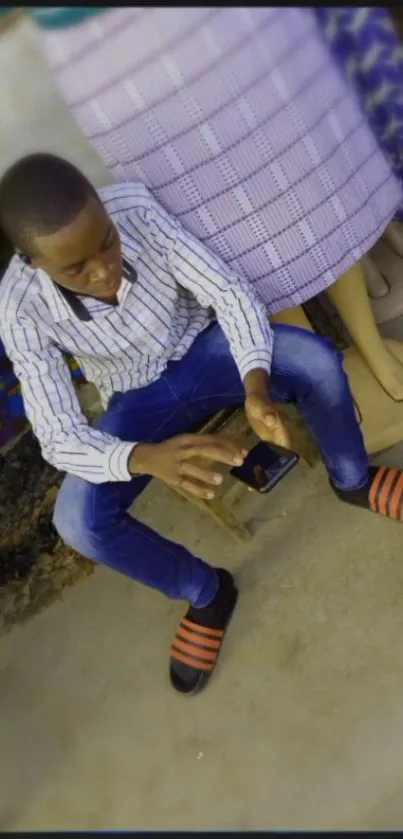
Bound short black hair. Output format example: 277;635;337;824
0;153;97;256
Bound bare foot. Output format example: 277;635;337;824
383;222;403;259
366;342;403;402
361;253;389;299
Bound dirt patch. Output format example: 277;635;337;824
0;430;94;636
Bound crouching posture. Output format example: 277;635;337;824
0;154;400;695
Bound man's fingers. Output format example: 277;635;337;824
177;477;216;500
180;462;223;487
181;433;243;453
282;430;293;448
179;434;246;466
254;405;279;428
253;420;292;450
264;413;277;428
181;443;245;467
275;421;293;449
248;402;279;428
274;431;292;450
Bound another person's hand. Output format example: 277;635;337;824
245;392;292;450
128;434;247;500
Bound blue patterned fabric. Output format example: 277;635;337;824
315;7;403;219
31;7;107;29
0;335;84;449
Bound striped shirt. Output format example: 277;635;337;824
0;182;272;484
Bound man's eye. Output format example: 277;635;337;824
65;263;85;277
101;229;116;252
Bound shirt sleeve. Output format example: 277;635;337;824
1;318;134;484
129;185;273;380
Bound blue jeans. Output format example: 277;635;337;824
53;324;369;607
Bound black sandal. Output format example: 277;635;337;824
169;569;238;695
332;465;403;522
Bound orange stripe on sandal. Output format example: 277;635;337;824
181;618;224;638
369;465;388;514
390;472;403;521
377;467;400;517
170;647;214;671
173;637;218;663
176;625;221;649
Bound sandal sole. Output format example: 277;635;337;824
169;584;239;696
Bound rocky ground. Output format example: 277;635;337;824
0;430;94;635
0;432;62;585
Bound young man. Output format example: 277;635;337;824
0;154;400;695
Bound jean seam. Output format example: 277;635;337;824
162;375;182;402
188;390;244;403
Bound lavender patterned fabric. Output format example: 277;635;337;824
36;7;402;313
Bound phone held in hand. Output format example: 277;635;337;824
230;442;299;494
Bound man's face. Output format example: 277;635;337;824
30;195;122;300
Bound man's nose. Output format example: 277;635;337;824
88;258;109;283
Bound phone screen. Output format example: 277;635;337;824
230;442;299;493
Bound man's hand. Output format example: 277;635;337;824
128;434;246;500
245;393;292;449
243;368;292;449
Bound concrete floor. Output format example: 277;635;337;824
2;11;403;831
2;449;403;831
0;13;110;186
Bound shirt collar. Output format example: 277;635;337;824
36;223;143;323
38;269;76;323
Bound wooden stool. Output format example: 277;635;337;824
77;382;319;544
169;405;319;543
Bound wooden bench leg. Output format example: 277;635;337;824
170;486;252;544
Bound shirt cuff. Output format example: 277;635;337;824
237;347;273;381
107;440;136;482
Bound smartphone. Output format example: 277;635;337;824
230;441;299;494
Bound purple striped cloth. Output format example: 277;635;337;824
37;6;402;313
